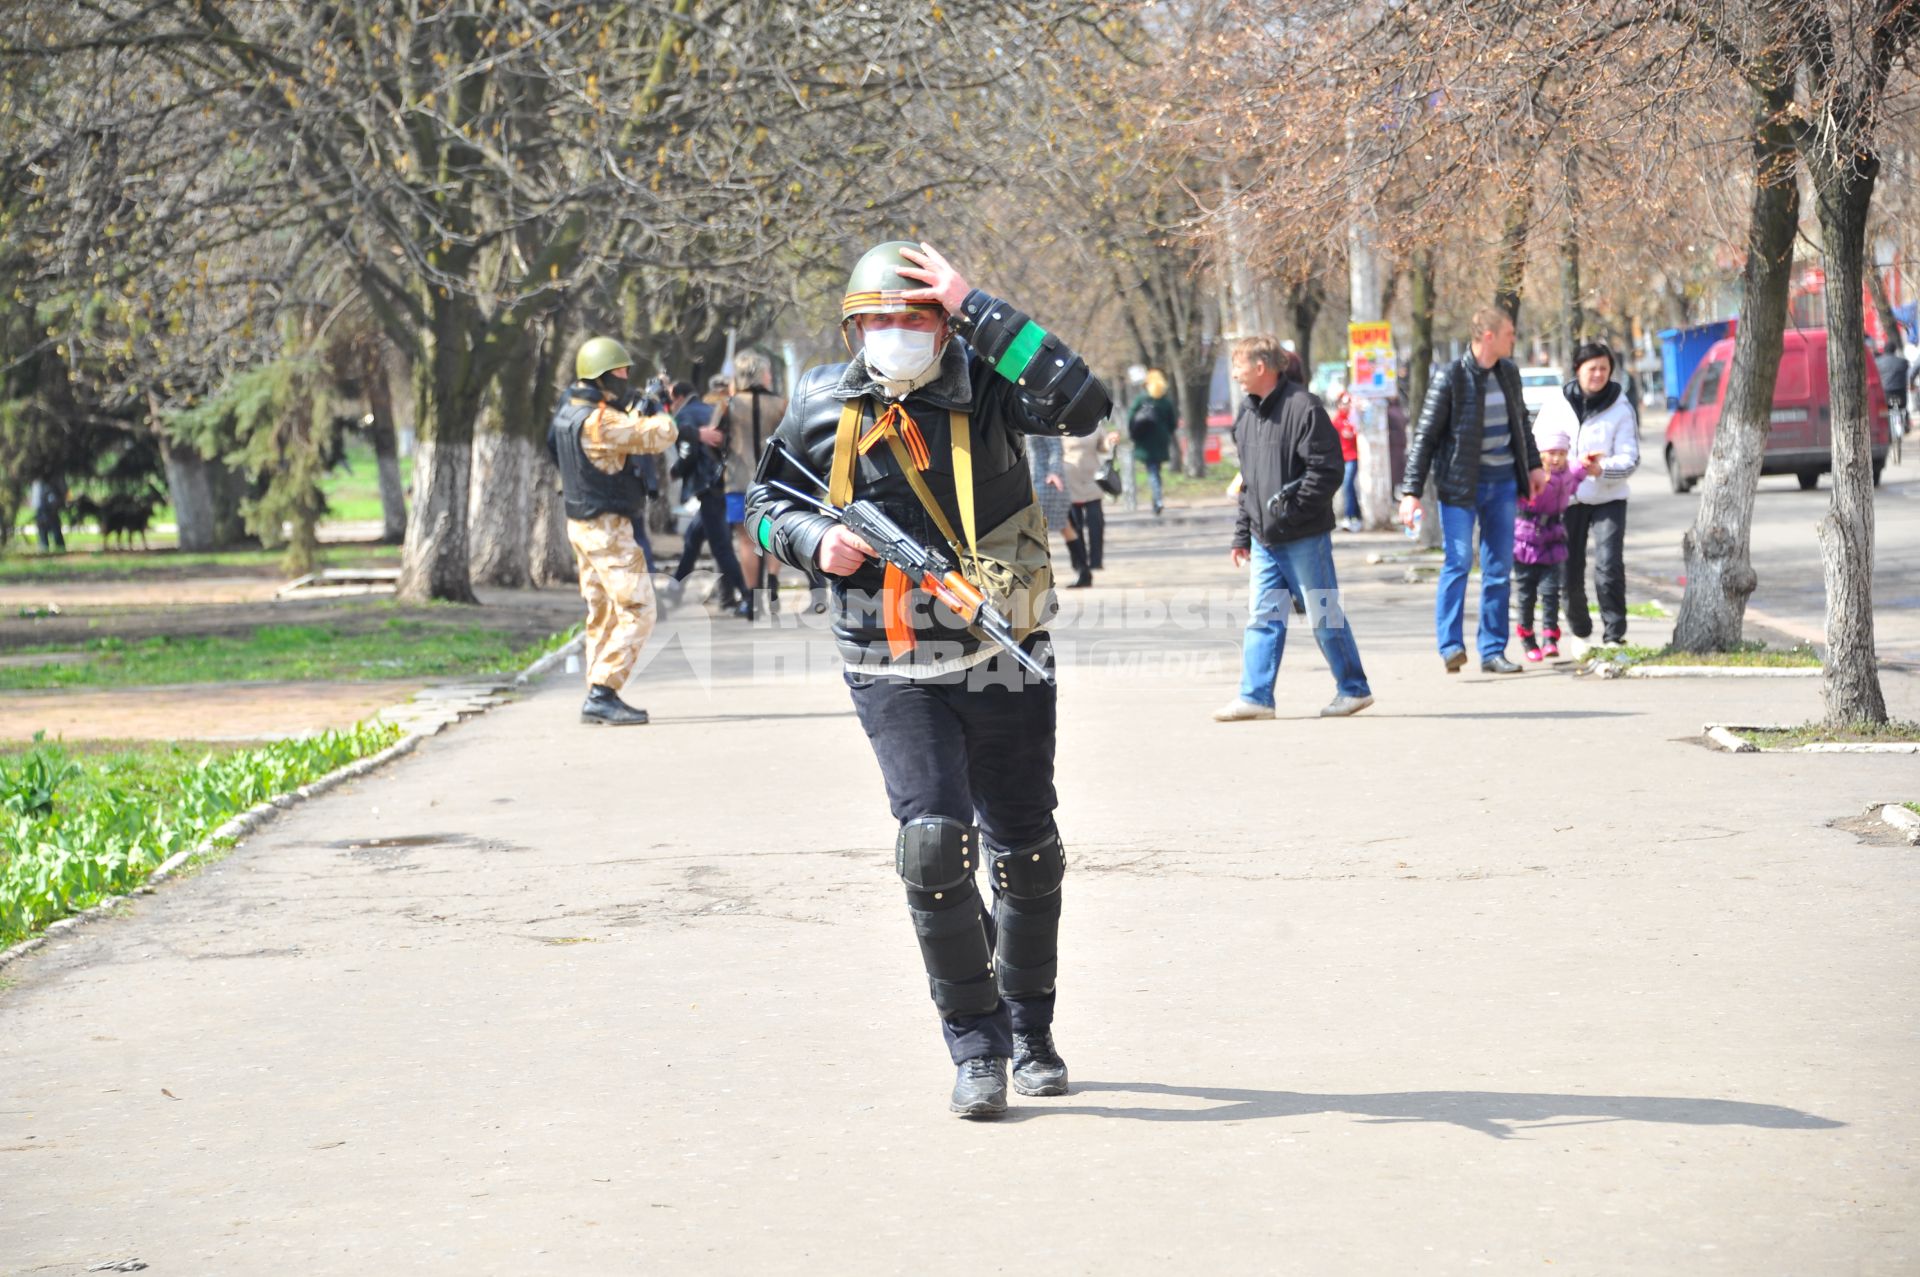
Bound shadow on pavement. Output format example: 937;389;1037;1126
1009;1080;1842;1139
648;710;859;726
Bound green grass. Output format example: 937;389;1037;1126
0;616;573;690
0;543;400;584
1905;802;1920;815
319;440;413;524
8;440;408;560
0;724;402;945
1626;600;1670;619
1737;721;1920;750
1601;641;1821;668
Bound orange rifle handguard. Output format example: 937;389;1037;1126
922;570;985;624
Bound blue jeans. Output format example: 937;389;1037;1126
1238;533;1371;705
1146;461;1165;509
1437;477;1518;661
1341;459;1361;521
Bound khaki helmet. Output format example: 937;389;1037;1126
576;335;632;382
839;240;943;327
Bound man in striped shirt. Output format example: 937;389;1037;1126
1398;308;1547;674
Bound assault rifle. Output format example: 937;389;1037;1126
756;438;1054;686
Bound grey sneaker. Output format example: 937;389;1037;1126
1011;1030;1069;1097
1212;699;1276;722
1320;693;1374;717
950;1057;1009;1118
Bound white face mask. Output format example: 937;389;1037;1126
863;325;940;382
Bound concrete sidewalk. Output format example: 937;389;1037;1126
3;509;1916;1275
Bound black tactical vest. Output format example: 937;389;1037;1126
548;387;648;521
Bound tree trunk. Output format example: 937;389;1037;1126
1558;147;1583;371
468;320;547;588
1172;352;1212;478
468;424;534;588
397;299;485;604
1673;79;1799;653
1808;147;1887;726
1290;277;1323;370
1559;231;1583;372
161;436;251;550
1408;249;1443;548
1494;185;1532;327
530;469;575;588
362;352;407;544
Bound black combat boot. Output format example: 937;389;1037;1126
949;1056;1009;1118
1011;1029;1069;1097
1065;537;1092;589
581;684;649;726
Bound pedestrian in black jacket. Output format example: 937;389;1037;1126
1215;337;1373;722
1398;307;1546;675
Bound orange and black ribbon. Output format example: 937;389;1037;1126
859;401;932;472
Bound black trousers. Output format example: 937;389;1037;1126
1513;560;1564;634
845;643;1060;1063
35;512;65;553
671;489;747;598
628;509;658;574
1563;499;1628;642
1069;499;1105;569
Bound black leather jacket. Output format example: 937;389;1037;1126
747;289;1110;674
1400;355;1541;505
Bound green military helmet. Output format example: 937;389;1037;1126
576;335;632;382
840;240;938;325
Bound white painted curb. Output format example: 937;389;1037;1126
515;633;585;687
1705;725;1757;753
1621;664;1820;679
0;734;423;972
1878;804;1920;846
1705;724;1920;755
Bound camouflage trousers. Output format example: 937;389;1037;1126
567;512;656;692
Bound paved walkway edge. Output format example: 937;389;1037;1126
515;632;585;687
1878;803;1920;845
1;632;580;974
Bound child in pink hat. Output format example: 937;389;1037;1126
1513;420;1599;659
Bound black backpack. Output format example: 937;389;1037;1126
1127;398;1158;443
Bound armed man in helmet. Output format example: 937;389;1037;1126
746;242;1111;1117
547;335;689;726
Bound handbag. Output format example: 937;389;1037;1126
1094;457;1123;497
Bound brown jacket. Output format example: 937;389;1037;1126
717;387;789;491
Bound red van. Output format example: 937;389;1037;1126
1664;328;1891;492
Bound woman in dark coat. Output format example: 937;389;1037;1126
1125;368;1178;515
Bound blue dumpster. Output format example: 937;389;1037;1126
1659;320;1736;410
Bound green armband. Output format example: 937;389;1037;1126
757;515;774;552
993;321;1048;383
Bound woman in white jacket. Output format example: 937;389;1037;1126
1535;341;1639;646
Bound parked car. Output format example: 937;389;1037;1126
1664;328;1891;493
1518;366;1564;420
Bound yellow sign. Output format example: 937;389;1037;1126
1347;322;1397;400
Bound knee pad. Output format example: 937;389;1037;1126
897;817;997;1018
990;832;1066;999
988;830;1065;900
896;815;980;894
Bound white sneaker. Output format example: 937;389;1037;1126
1563;635;1592;660
1320;694;1374;717
1212;699;1276;722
